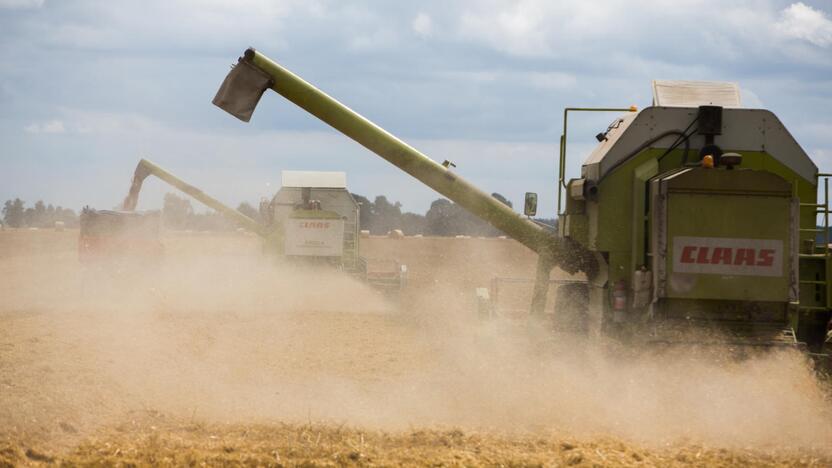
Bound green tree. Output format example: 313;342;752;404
55;206;79;228
425;194;511;237
189;211;233;231
2;198;25;227
236;201;262;224
350;193;374;232
491;192;513;209
400;212;426;235
32;200;47;227
162;193;193;230
372;195;402;234
425;198;454;236
46;204;56;224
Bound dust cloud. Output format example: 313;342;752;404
1;232;831;457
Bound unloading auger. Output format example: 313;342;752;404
212;48;596;316
123;158;266;236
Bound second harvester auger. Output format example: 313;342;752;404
212;48;596;317
123;158;266;236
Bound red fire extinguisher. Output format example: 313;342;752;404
612;280;628;311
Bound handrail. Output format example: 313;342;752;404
558;107;637;214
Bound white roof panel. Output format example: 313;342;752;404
281;171;347;188
652;80;741;107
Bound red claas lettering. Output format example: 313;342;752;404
696;247;710;264
757;249;775;267
681;246;696;263
733;248;756;266
711;247;732;265
678;243;777;268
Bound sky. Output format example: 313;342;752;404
1;0;831;216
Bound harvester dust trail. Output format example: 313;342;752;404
1;230;831;465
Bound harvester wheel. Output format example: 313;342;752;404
552;283;589;334
796;310;832;354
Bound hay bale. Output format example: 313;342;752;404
388;229;404;239
54;221;65;232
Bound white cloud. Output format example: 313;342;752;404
740;87;764;108
348;28;399;51
434;69;575;89
24;120;65;134
459;3;551;57
28;0;317;52
527;71;576;90
22;110;162;135
0;0;43;9
802;122;832;139
68;109;160;135
776;2;832;47
412;12;433;37
457;0;659;57
456;0;832;62
811;148;832;170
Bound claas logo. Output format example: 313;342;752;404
679;246;775;267
672;236;783;277
299;221;331;229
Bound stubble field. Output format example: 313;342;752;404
1;229;831;466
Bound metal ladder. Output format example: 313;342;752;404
798;173;831;312
342;219;358;270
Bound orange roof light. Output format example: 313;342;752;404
702;155;714;169
629;105;638;112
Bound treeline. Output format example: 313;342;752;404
352;193;556;236
159;192;526;236
352;193;523;236
1;198;79;228
160;193;240;231
2;192;556;237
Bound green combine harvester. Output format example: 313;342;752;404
213;48;831;354
80;158;407;292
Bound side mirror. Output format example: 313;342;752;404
524;192;538;217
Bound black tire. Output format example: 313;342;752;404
796;310;832;353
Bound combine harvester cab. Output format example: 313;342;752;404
268;170;407;289
212;49;830;354
269;171;356;266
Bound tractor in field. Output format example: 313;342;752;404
213;48;831;354
78;208;163;267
